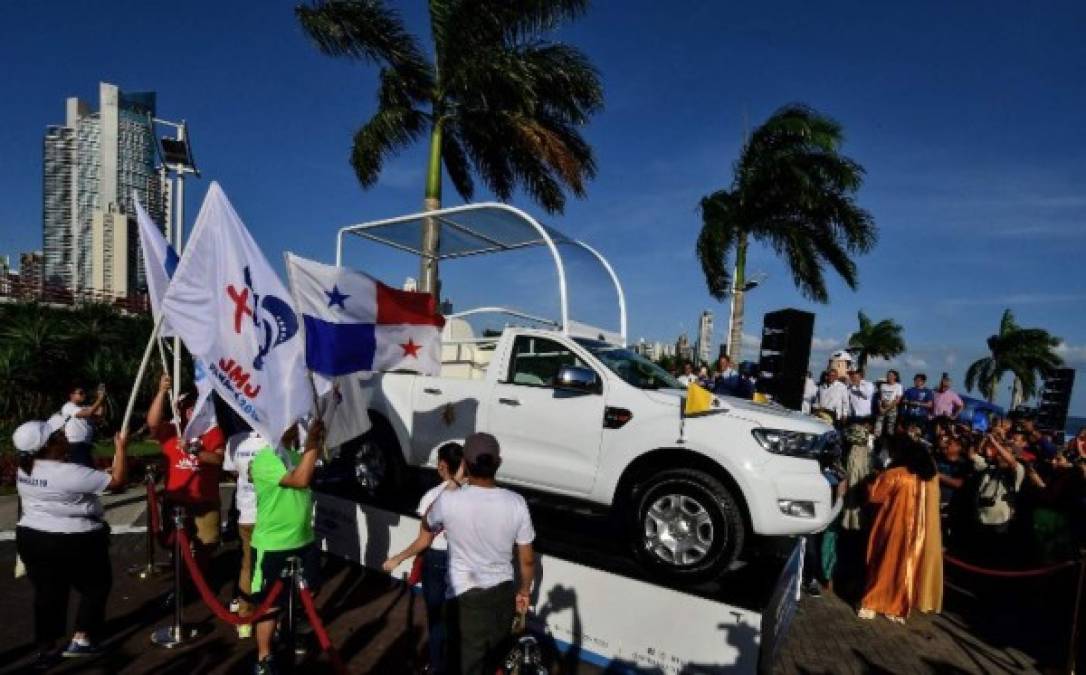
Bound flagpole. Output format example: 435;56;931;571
155;337;183;438
121;313;166;436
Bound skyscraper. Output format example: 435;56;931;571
696;310;714;365
42;82;165;297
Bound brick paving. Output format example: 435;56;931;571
0;490;1078;674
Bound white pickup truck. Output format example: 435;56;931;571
326;203;841;582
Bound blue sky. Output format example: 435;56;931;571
1;1;1083;416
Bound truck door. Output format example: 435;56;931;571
485;334;604;495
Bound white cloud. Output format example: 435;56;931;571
945;352;958;367
1055;342;1086;365
812;336;841;350
741;333;760;349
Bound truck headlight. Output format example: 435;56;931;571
751;428;821;458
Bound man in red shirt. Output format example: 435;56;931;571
147;373;225;572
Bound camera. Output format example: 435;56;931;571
183;438;203;456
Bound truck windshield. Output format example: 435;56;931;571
574;339;683;390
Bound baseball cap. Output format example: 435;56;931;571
12;414;66;454
463;432;500;464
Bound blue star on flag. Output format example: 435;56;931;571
325;284;350;309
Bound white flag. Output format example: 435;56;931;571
134;194;178;336
161;183;311;444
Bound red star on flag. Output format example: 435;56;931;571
400;338;422;358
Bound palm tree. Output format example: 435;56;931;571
847;310;905;371
965;309;1062;405
696;104;876;361
297;0;604;295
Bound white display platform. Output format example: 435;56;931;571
313;491;803;673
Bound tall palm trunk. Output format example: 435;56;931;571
1010;376;1024;410
419;120;444;297
727;231;748;362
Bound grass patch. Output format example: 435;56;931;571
93;439;161;458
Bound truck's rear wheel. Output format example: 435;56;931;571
628;468;745;582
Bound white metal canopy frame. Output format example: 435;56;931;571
335;202;627;345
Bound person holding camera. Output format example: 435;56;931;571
147;373;225;575
13;414;127;669
427;433;535;675
968;431;1025;563
61;383;108;469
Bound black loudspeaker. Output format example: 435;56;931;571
1037;368;1075;432
758;309;815;410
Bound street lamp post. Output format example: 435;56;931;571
152;118;198;401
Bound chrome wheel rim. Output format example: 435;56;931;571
643;493;715;566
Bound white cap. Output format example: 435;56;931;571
12;414;66;454
829;349;854;363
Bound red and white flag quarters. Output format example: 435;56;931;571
285;253;446;377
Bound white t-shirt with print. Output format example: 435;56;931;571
877;382;903;411
224;431;266;525
417;482;452;551
61;402;93;443
426;485;535;597
17;460;110;533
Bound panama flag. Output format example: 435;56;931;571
161;183;311;444
286;253;445;377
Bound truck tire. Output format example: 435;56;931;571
343;416;406;505
628;468;745;583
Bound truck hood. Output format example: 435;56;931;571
642;388;832;434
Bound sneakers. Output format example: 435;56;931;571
229;598;242;613
237;623;253;639
254;655;278;675
61;639;100;657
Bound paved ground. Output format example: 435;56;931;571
0;490;1079;674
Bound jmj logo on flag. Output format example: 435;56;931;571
286;253;445;377
161;183;311;444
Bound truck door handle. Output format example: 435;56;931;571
423;387;442;395
498;397;521;407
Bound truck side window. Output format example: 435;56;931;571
507;335;590;387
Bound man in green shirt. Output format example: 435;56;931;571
250;418;323;675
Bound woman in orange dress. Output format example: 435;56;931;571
858;436;937;622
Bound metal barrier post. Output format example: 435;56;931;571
128;465;169;579
1067;548;1085;675
283;555;302;670
151;506;202;647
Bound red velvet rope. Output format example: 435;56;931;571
943;553;1080;578
298;584;349;675
175;528;284;625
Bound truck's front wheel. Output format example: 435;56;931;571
343;418;405;504
628;468;745;582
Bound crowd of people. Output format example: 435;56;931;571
11;373;537;675
801;365;1086;623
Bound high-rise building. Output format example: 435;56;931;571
696;310;713;365
43;82;165;297
18;251;44;297
675;333;693;363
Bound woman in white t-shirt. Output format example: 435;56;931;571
13;414;127;668
224;430;265;638
382;444;464;674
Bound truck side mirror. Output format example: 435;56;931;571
555;365;601;394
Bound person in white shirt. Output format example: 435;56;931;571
815;370;849;424
676;362;697;387
802;371;818;415
223;430;265;638
847;369;876;422
874;369;904;438
383;444;465;674
13;414;127;668
60;384;107;469
426;433;535;675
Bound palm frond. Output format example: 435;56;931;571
696;190;739;300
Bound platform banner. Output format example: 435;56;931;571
313;492;763;674
757;536;805;674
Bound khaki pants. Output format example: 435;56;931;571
237;524;254;616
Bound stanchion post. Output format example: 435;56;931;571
284;555;302;669
1067;548;1085;675
128;464;169;579
151;506;202;648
